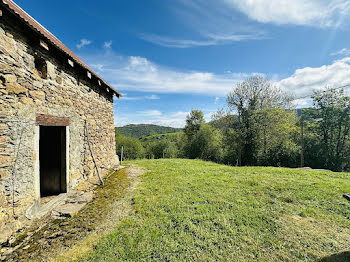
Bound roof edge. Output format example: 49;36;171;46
1;0;122;97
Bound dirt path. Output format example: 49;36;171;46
2;165;144;262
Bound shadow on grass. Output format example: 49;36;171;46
319;251;350;262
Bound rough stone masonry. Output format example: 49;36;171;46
0;0;120;243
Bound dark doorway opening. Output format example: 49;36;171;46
39;126;66;197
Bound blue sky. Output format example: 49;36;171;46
15;0;350;127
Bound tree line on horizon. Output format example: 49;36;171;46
115;75;350;172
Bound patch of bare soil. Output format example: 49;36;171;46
1;165;144;262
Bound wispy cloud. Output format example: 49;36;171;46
120;94;161;100
141;32;266;48
223;0;350;28
330;48;350;56
104;40;113;49
140;0;266;48
120;96;143;101
77;39;92;49
141;34;215;48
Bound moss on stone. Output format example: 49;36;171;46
5;168;131;262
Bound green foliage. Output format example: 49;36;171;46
142;132;184;159
303;88;350;171
87;159;350;261
184;110;205;138
185;124;223;162
144;140;178;159
117;124;182;138
115;81;350;172
183;110;223;162
226;75;295;166
115;129;144;160
257;108;300;167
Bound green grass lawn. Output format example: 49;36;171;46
86;159;350;261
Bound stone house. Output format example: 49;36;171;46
0;0;120;241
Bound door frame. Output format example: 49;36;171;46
34;125;70;206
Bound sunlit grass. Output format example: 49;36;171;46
86;159;350;261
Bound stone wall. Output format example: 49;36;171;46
0;7;118;242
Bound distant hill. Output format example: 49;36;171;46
139;132;183;143
117;124;182;138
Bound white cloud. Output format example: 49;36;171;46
292;98;313;109
83;49;350;111
214;97;220;104
145;94;160;100
104;41;113;49
138;110;163;117
170;111;189;118
224;0;350;27
83;50;249;96
77;39;92;49
278;57;350;98
330;48;350;56
116;111;188;128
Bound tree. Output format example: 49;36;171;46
185;124;223;162
182;110;223;162
304;87;350;171
257;108;299;167
144;139;180;159
226;75;293;166
184;110;205;139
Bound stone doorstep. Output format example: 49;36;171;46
25;190;95;220
51;203;86;218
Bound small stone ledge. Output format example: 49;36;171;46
26;190;95;221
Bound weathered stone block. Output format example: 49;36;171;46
0;63;12;74
6;82;26;94
33;80;43;88
0;155;12;164
0;35;13;53
0;123;8;130
47;61;55;79
19;96;34;105
29;90;45;100
17;48;23;57
3;74;16;83
0;169;10;179
0;136;6;143
5;32;13;38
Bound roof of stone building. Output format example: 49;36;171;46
1;0;122;97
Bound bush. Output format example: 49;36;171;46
144;140;179;159
185;124;223;162
115;129;144;160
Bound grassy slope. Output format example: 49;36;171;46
87;159;350;261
